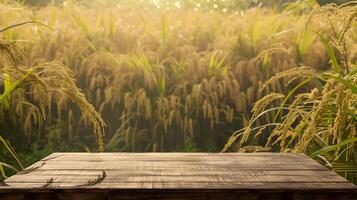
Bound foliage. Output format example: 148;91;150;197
1;0;341;154
45;3;327;150
223;2;357;183
0;21;105;179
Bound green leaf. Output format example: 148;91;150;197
297;30;316;60
0;71;32;105
315;32;340;73
0;135;24;169
274;78;311;122
0;162;18;174
2;74;12;109
0;21;54;34
326;75;357;94
155;77;166;96
0;164;5;179
310;137;357;158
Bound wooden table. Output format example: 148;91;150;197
0;153;356;200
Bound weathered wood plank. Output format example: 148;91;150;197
25;164;327;171
1;182;356;190
0;153;356;200
4;170;348;184
0;190;355;200
36;153;313;162
5;169;343;177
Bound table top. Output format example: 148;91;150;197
1;153;356;191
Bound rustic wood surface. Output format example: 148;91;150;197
0;153;356;200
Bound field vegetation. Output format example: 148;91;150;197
0;0;356;183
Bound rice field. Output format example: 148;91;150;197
0;0;356;183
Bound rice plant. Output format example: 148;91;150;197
223;2;357;183
0;0;341;154
0;21;105;178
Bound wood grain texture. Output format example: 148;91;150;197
0;153;356;200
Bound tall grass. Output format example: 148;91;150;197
0;21;105;178
223;2;357;183
0;0;341;153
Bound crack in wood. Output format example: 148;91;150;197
42;177;54;188
76;170;106;187
0;181;9;186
